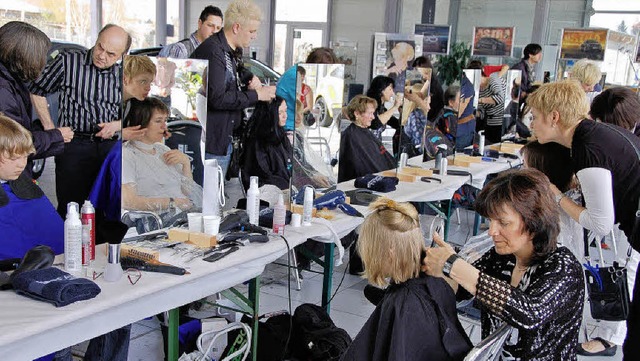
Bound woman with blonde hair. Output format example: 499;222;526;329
342;198;472;361
529;80;640;358
569;59;602;103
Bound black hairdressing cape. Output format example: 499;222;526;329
341;274;472;361
338;123;396;182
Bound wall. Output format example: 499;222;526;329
186;0;272;63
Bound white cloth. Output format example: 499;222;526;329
122;141;190;200
577;167;615;237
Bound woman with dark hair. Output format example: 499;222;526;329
424;169;585;360
412;56;444;120
338;95;396;182
590;87;640;137
241;96;293;190
366;75;402;143
122;97;201;212
0;21;73;177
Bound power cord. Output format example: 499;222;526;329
276;234;294;360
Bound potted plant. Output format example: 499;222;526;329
435;42;472;86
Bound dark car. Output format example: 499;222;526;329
475;37;507;55
580;39;604;60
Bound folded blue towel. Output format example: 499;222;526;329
354;175;399;193
12;267;101;307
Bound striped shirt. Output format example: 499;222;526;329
158;32;200;58
478;76;505;127
30;48;122;133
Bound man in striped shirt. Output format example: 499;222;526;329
159;5;223;59
30;24;131;217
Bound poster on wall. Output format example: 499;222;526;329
472;27;515;57
372;33;424;92
414;24;451;55
560;28;607;61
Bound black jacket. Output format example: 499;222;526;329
0;62;64;161
342;275;472;361
241;136;292;191
338;123;396;182
191;31;258;155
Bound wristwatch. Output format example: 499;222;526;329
442;254;461;278
555;193;565;205
168;197;175;210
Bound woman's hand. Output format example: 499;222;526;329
422;232;456;278
549;183;562;197
163;149;190;168
175;197;193;210
57;127;74;143
122;126;145;141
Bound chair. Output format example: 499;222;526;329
165;120;204;187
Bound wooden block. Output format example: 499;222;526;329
380;169;416;182
121;244;159;262
453;154;481;163
400;167;433;177
345;196;350;204
451;158;471;167
167;228;190;242
187;232;218;248
500;143;524;154
290;204;317;217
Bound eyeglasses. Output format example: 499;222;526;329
126;268;142;285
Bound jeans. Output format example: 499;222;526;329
205;141;233;179
52;325;131;361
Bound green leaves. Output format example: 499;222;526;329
435;42;472;86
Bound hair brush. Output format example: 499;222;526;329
120;257;188;275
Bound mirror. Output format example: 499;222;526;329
398;67;432;158
372;33;423;93
456;69;481;151
503;69;522;137
121;56;208;234
291;63;344;192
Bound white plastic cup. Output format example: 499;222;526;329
291;213;302;227
187;212;203;232
203;215;221;236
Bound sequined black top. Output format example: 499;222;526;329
462;246;585;360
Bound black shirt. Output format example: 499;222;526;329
571;119;640;243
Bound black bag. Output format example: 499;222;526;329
421;125;454;161
583;229;631;321
291;303;352;361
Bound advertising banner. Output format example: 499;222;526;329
415;24;451;55
560;28;608;61
472;27;515;57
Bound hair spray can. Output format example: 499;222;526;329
64;202;82;272
440;157;448;176
81;200;96;265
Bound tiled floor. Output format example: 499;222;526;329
38;160;623;360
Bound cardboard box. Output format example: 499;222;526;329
187;232;218;248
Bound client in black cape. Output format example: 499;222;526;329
338;95;396;183
341;198;472;361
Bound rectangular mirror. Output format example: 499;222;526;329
121;57;208;234
503;69;523;136
399;68;432;158
456;69;481;151
291;63;344;192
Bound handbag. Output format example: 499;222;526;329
583;228;632;321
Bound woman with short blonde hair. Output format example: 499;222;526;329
529;80;640;357
570;58;602;92
343;198;472;360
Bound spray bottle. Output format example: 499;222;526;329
81;200;95;265
302;186;314;226
247;176;260;226
272;194;286;235
64;202;82;272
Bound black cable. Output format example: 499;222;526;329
327;243;352;306
277;234;293;359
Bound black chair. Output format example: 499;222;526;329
165;120;204;187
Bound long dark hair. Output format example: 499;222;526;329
0;21;51;82
521;141;575;193
247;96;288;146
590;87;640;131
366;75;395;111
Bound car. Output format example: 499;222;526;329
312;64;345;127
475;37;507;55
580;39;604;60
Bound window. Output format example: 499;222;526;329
275;0;328;22
590;0;640;36
103;0;156;49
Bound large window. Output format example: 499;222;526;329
103;0;156;49
590;0;640;36
0;0;93;47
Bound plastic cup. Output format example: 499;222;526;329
291;213;302;228
187;212;203;232
203;215;221;236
